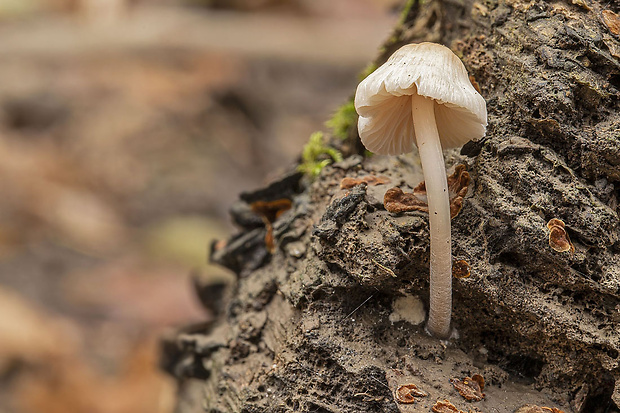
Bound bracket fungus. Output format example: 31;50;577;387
547;218;574;254
450;374;485;401
354;43;487;338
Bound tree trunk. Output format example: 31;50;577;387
162;0;620;412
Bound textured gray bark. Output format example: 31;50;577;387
163;0;620;412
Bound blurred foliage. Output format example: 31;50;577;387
143;216;229;268
0;0;40;16
399;0;417;24
325;100;356;140
358;62;378;80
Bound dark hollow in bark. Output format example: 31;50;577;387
162;0;620;412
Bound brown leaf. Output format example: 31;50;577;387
450;375;485;401
394;383;428;404
384;164;470;218
546;218;574;253
340;175;390;189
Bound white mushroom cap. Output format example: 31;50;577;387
355;42;487;155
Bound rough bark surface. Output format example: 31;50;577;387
163;0;620;412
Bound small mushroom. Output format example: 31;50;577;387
250;199;292;253
355;43;487;338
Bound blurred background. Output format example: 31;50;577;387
0;0;396;412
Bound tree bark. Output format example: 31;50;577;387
162;0;620;412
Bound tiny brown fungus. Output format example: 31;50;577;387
432;399;467;413
384;164;470;218
340;175;390;189
546;218;574;253
470;373;485;391
384;187;428;214
452;260;471;279
450;375;485;401
250;199;292;223
250;199;293;253
394;383;428;404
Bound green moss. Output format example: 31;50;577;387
325;101;357;140
297;131;343;178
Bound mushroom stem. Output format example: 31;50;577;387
411;93;452;339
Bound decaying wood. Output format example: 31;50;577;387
162;0;620;412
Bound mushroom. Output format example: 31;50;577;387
354;42;487;338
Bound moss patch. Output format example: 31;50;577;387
297;131;343;178
325;100;357;141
